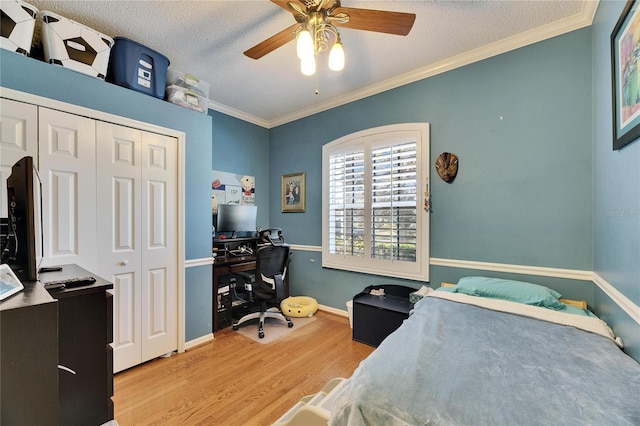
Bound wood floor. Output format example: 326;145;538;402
113;311;375;425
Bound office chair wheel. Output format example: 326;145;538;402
259;331;265;339
288;321;294;328
232;324;239;331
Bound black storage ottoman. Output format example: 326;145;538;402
352;284;414;347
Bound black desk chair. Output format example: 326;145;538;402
232;244;293;338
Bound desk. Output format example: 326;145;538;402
213;237;259;332
212;237;289;331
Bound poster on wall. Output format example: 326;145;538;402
211;170;255;214
611;0;640;150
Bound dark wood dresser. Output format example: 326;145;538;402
43;264;114;425
0;264;114;425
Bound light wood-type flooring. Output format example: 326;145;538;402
113;311;374;425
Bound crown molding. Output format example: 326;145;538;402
207;99;270;128
269;5;597;128
208;1;598;129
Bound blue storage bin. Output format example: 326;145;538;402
107;37;169;98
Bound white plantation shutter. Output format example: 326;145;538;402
328;150;365;256
322;124;430;282
371;142;417;261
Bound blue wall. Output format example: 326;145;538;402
185;265;213;341
591;1;640;360
270;29;594;309
209;110;271;228
0;50;214;339
3;5;638;360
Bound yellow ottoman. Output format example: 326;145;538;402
281;296;318;318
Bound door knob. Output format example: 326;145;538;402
120;260;128;266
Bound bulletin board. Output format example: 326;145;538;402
211;170;255;214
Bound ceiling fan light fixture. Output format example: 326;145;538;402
301;55;316;76
328;37;344;71
296;28;314;59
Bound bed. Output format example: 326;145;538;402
330;277;640;425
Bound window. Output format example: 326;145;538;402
322;124;430;281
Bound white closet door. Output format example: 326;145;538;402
0;98;38;217
97;122;178;372
38;108;97;270
140;131;177;361
96;122;143;373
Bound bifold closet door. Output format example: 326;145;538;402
96;122;177;373
97;123;143;373
0;98;38;218
138;130;177;364
38;108;97;270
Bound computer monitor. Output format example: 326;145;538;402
2;156;43;281
215;204;257;238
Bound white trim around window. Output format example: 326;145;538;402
322;123;430;282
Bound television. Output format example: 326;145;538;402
2;156;43;281
215;204;257;238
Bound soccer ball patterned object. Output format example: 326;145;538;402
0;0;38;55
39;10;114;79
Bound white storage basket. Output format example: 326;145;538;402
39;10;114;79
0;0;38;55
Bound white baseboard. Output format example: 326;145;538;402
319;304;349;318
185;333;214;350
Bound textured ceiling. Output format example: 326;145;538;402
26;0;597;127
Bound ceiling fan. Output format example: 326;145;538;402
244;0;416;74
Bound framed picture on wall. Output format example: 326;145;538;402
282;172;305;213
611;0;640;150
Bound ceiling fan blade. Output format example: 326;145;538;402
244;24;299;59
332;7;416;36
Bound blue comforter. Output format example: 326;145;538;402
330;294;640;425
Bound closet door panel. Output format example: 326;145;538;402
113;271;137;352
96;122;142;373
49;171;78;254
140;132;177;360
38;108;97;270
0;98;38;217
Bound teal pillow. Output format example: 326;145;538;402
452;276;565;310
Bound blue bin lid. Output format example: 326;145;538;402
112;36;170;65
